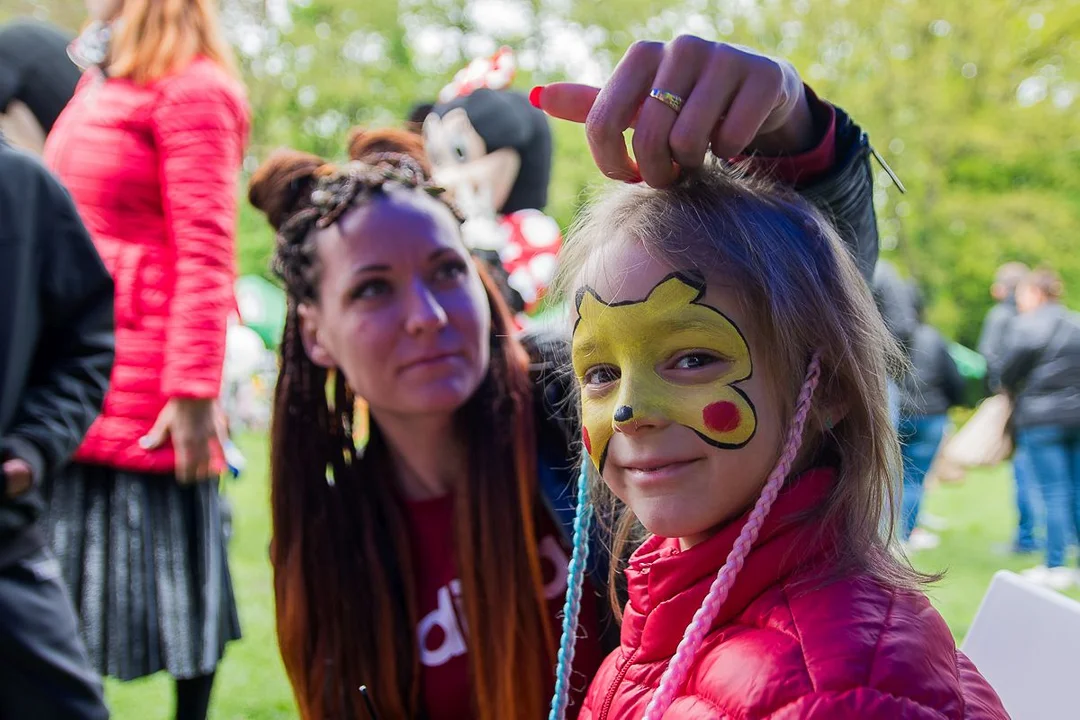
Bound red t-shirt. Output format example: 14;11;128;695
405;493;603;719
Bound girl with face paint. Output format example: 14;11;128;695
538;36;1008;720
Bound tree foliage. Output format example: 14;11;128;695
8;0;1079;346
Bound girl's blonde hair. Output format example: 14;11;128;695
554;161;923;610
109;0;238;84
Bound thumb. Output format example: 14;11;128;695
533;83;600;124
213;405;231;454
139;414;171;450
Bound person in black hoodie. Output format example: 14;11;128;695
1001;268;1080;590
897;286;965;548
0;134;114;718
978;261;1043;554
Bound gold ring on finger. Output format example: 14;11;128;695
648;88;684;114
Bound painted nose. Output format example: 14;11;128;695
613;405;633;423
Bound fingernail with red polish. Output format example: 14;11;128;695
529;86;544;109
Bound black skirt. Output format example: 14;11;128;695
43;463;241;681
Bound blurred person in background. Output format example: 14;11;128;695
979;261;1043;555
0;20;81;156
898;284;965;551
1001;268;1080;590
0;132;114;720
41;1;250;719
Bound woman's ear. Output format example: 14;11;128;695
297;303;336;369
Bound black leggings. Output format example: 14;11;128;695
175;672;216;720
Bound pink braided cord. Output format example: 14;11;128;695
642;351;823;720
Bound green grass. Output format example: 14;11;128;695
104;437;1078;718
911;464;1080;641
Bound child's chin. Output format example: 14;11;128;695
636;507;711;542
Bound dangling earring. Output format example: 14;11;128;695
352;396;370;457
324;367;338;413
824;414;835;431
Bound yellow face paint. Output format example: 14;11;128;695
571;274;756;471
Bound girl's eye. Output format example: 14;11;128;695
352;279;391;300
434;259;468;282
673;352;720;370
583;366;619;387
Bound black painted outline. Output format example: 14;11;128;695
573;272;759;471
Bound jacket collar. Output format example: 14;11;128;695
620;467;837;662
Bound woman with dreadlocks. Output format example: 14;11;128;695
248;127;608;720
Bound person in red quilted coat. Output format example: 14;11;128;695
540;37;1009;720
41;1;249;719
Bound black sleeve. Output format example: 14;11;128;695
872;263;918;350
998;320;1041;395
796;104;879;284
977;306;1009;390
1;170;115;481
0;61;18;111
939;335;966;408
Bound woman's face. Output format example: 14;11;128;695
571;239;786;548
299;190;492;420
86;0;124;22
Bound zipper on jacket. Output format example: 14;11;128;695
599;647;639;720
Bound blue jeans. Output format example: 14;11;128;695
898;414;949;540
1016;425;1080;568
1012;445;1044;552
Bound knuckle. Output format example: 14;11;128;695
585;109;620;145
670;34;707;56
714;43;747;69
759;57;784;87
626;40;663;63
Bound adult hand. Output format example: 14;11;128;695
533;36;815;188
1;458;34;498
139;398;220;483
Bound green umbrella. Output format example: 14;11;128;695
235;275;286;350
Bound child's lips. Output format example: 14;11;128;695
621;458;703;483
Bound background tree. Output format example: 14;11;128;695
8;0;1078;346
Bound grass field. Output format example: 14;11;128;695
106;433;1080;719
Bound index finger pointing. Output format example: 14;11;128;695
534;83;601;124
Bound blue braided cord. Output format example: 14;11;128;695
548;457;594;720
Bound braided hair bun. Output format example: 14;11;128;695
248;149;327;231
347;127;432;176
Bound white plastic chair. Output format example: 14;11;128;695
961;570;1080;719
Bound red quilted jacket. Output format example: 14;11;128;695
44;57;249;474
579;468;1009;720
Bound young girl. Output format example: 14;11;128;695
540;43;1009;720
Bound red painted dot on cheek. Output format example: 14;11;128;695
583;427;592;454
703;401;741;433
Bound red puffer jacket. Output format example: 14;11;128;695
44;57;249;474
579;468;1009;720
